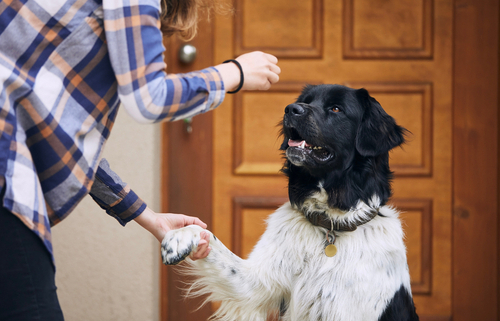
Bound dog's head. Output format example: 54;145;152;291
280;84;407;210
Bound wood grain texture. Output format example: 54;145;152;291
452;0;499;319
343;0;433;58
234;0;323;58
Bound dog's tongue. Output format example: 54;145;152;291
288;139;310;148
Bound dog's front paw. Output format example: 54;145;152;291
161;225;204;265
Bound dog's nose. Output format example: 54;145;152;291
285;103;305;116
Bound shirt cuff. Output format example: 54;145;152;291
89;158;147;226
200;66;226;113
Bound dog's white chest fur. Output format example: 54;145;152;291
252;202;411;321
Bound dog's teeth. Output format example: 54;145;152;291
299;141;306;149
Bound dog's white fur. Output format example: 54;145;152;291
162;192;412;321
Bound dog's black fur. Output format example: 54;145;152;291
279;84;418;320
280;84;407;211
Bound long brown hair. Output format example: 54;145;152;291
160;0;231;41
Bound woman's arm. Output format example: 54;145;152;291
89;158;146;225
102;0;279;123
89;158;210;258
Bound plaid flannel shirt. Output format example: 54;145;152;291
0;0;225;260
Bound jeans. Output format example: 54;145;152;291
0;204;64;321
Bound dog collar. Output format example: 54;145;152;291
306;207;380;257
306;206;380;232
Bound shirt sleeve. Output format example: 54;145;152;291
89;158;147;226
102;0;225;123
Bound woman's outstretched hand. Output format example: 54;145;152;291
216;51;281;92
135;207;211;260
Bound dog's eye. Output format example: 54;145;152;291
332;106;341;113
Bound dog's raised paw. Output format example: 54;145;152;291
161;225;203;265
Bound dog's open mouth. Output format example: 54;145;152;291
285;128;334;163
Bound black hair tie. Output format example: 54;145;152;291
223;59;244;94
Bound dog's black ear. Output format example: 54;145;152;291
355;88;407;157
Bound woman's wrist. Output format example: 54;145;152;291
222;60;244;93
134;207;165;241
215;62;240;93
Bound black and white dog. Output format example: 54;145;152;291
162;84;419;321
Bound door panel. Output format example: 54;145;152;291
213;0;451;319
343;0;433;58
235;0;323;58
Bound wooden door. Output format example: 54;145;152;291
161;0;499;320
215;0;450;319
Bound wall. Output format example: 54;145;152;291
52;108;162;321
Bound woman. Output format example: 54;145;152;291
0;0;280;319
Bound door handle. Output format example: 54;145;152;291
179;44;196;133
178;44;197;64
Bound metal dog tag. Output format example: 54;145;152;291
325;230;337;257
325;244;337;257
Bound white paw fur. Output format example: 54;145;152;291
161;225;204;265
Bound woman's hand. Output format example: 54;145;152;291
134;207;211;260
216;51;281;92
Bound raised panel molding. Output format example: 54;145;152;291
233;82;320;175
343;0;434;59
390;198;433;295
345;82;433;177
234;0;323;58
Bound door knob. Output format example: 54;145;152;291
178;44;197;64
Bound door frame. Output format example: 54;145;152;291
452;0;499;320
159;14;216;321
160;1;500;320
